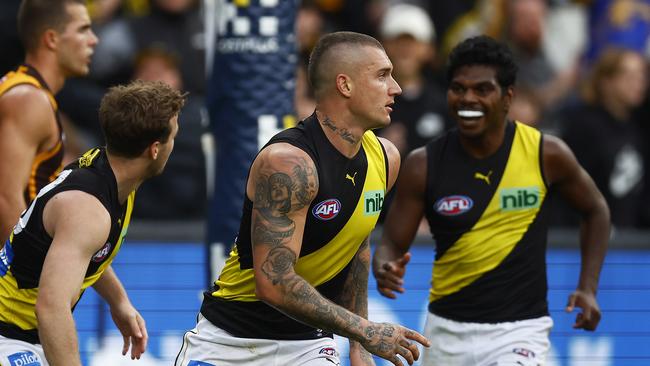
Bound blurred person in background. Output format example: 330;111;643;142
560;48;648;228
505;0;578;111
56;0;204;153
0;0;98;243
294;3;325;120
377;3;453;158
0;80;185;366
373;35;610;365
130;47;207;220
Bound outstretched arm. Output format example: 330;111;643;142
36;191;111;366
544;135;610;331
250;143;429;366
93;266;148;359
373;147;427;299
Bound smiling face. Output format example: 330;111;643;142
347;46;402;129
447;65;513;139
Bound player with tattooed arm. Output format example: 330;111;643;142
176;31;429;366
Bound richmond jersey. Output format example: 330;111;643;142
0;148;134;344
424;121;550;323
0;64;64;203
201;113;388;340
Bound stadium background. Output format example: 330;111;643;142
1;0;649;365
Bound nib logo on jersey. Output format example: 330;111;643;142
8;351;41;366
364;190;384;216
434;195;473;216
500;187;541;211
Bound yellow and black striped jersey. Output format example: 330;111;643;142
0;64;64;204
0;148;134;344
201;113;388;339
424;121;549;323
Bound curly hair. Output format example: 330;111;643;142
99;80;186;158
447;35;518;91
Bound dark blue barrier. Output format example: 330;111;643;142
74;241;650;365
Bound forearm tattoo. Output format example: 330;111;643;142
343;239;375;363
340;239;370;317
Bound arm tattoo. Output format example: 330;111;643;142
340;240;374;361
251;152;379;350
292;162;317;210
251;156;316;247
340;238;370;317
261;246;297;285
320;116;359;145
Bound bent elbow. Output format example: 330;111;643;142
254;280;283;307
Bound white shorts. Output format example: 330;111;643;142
0;335;48;366
421;312;553;366
175;315;341;366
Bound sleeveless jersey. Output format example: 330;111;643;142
201;114;388;340
424;121;550;323
0;148;135;344
0;64;64;204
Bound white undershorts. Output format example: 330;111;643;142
0;334;48;366
420;312;553;366
175;314;341;366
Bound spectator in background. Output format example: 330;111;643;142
294;4;325;120
504;0;579;120
56;0;205;152
0;0;98;242
377;3;453;157
560;49;648;227
130;48;207;220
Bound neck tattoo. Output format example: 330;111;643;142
320;116;358;145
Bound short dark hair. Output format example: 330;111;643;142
99;80;186;158
307;31;384;95
446;35;518;91
17;0;85;52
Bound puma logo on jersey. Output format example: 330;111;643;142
346;172;357;186
474;170;492;185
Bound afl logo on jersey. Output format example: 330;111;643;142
92;242;112;262
312;199;341;220
434;195;473;216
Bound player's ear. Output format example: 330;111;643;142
149;142;160;160
336;74;353;97
503;86;514;112
43;29;58;51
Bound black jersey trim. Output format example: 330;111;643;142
0;321;39;344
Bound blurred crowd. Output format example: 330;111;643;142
2;0;650;229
